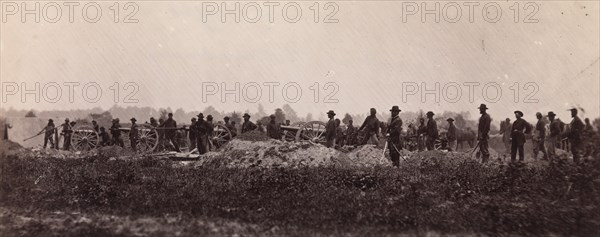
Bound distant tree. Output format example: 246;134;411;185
158;109;169;121
24;110;36;118
342;113;353;125
255;104;267;118
230;111;242;125
282;104;298;122
89;111;113;128
306;113;313;121
274;108;286;124
174;108;187;122
203;106;220;119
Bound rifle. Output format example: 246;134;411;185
23;133;42;142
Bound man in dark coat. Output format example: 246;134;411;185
533;112;548;160
359;108;380;145
335;119;345;147
189;118;197;151
446;118;457;151
38;119;55;149
99;127;110;146
477;104;491;163
241;113;258;134
266;114;281;140
387;106;403;167
324;110;336;148
567;108;585;163
61;118;72;150
425;111;438;151
159;113;181;152
345;119;356;146
195;113;209;154
129;118;138;151
510;110;532;162
547;112;560;160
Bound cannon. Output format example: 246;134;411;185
279;121;328;145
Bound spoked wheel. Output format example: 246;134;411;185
71;125;100;152
300;121;327;144
282;122;305;142
211;124;232;150
135;124;159;153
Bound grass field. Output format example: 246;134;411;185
1;137;599;236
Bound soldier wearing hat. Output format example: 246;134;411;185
266;114;281;140
547;111;561;159
205;115;215;151
446;118;457;151
387;106;403;167
110;118;124;147
510;110;532;162
359;108;381;145
533;112;548;160
193;113;208;154
189;117;198;151
37;119;56;149
241;113;258;134
425;111;438;151
499;118;512;155
129;118;139;151
345;119;356;146
60;118;72;150
477;104;492;162
567;108;585;162
158;112;180;152
325;110;337;148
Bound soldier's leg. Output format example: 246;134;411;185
43;136;49;148
511;140;518;162
533;140;539;159
540;139;547;159
518;145;525;161
131;138;137;151
480;139;490;163
547;137;556;160
389;145;399;167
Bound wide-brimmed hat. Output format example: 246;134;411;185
224;116;230;120
243;113;251;118
206;115;213;119
197;113;204;118
191;117;197;121
130;118;137;122
548;111;556;117
426;111;434;116
514;110;524;116
65;118;70;122
478;104;489;110
567;108;578;112
270;114;276;118
326;110;336;115
390;106;401;112
447;118;455;122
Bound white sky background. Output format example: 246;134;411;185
1;1;599;122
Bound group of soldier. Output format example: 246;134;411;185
35;103;595;165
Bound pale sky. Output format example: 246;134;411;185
1;1;599;122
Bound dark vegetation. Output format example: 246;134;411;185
1;147;599;236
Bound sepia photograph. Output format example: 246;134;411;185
0;0;599;236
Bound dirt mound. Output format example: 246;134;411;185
236;130;270;142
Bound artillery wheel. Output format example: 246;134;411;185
283;121;305;142
71;125;100;152
135;124;159;153
300;121;327;144
210;124;232;150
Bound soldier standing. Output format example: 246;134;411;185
110;118;124;147
547;112;560;160
387;106;403;167
567;108;584;163
159;113;181;152
206;115;215;151
346;119;356;146
241;113;258;134
99;127;110;146
584;118;594;157
335;118;345;147
37;119;55;149
359;108;380;145
129;118;138;151
477;104;491;163
446;118;457;151
499;118;512;155
425;111;438;151
325;110;336;148
189;118;197;151
510;110;532;162
533;112;548;160
266;115;281;140
61;119;74;150
195;113;209;154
